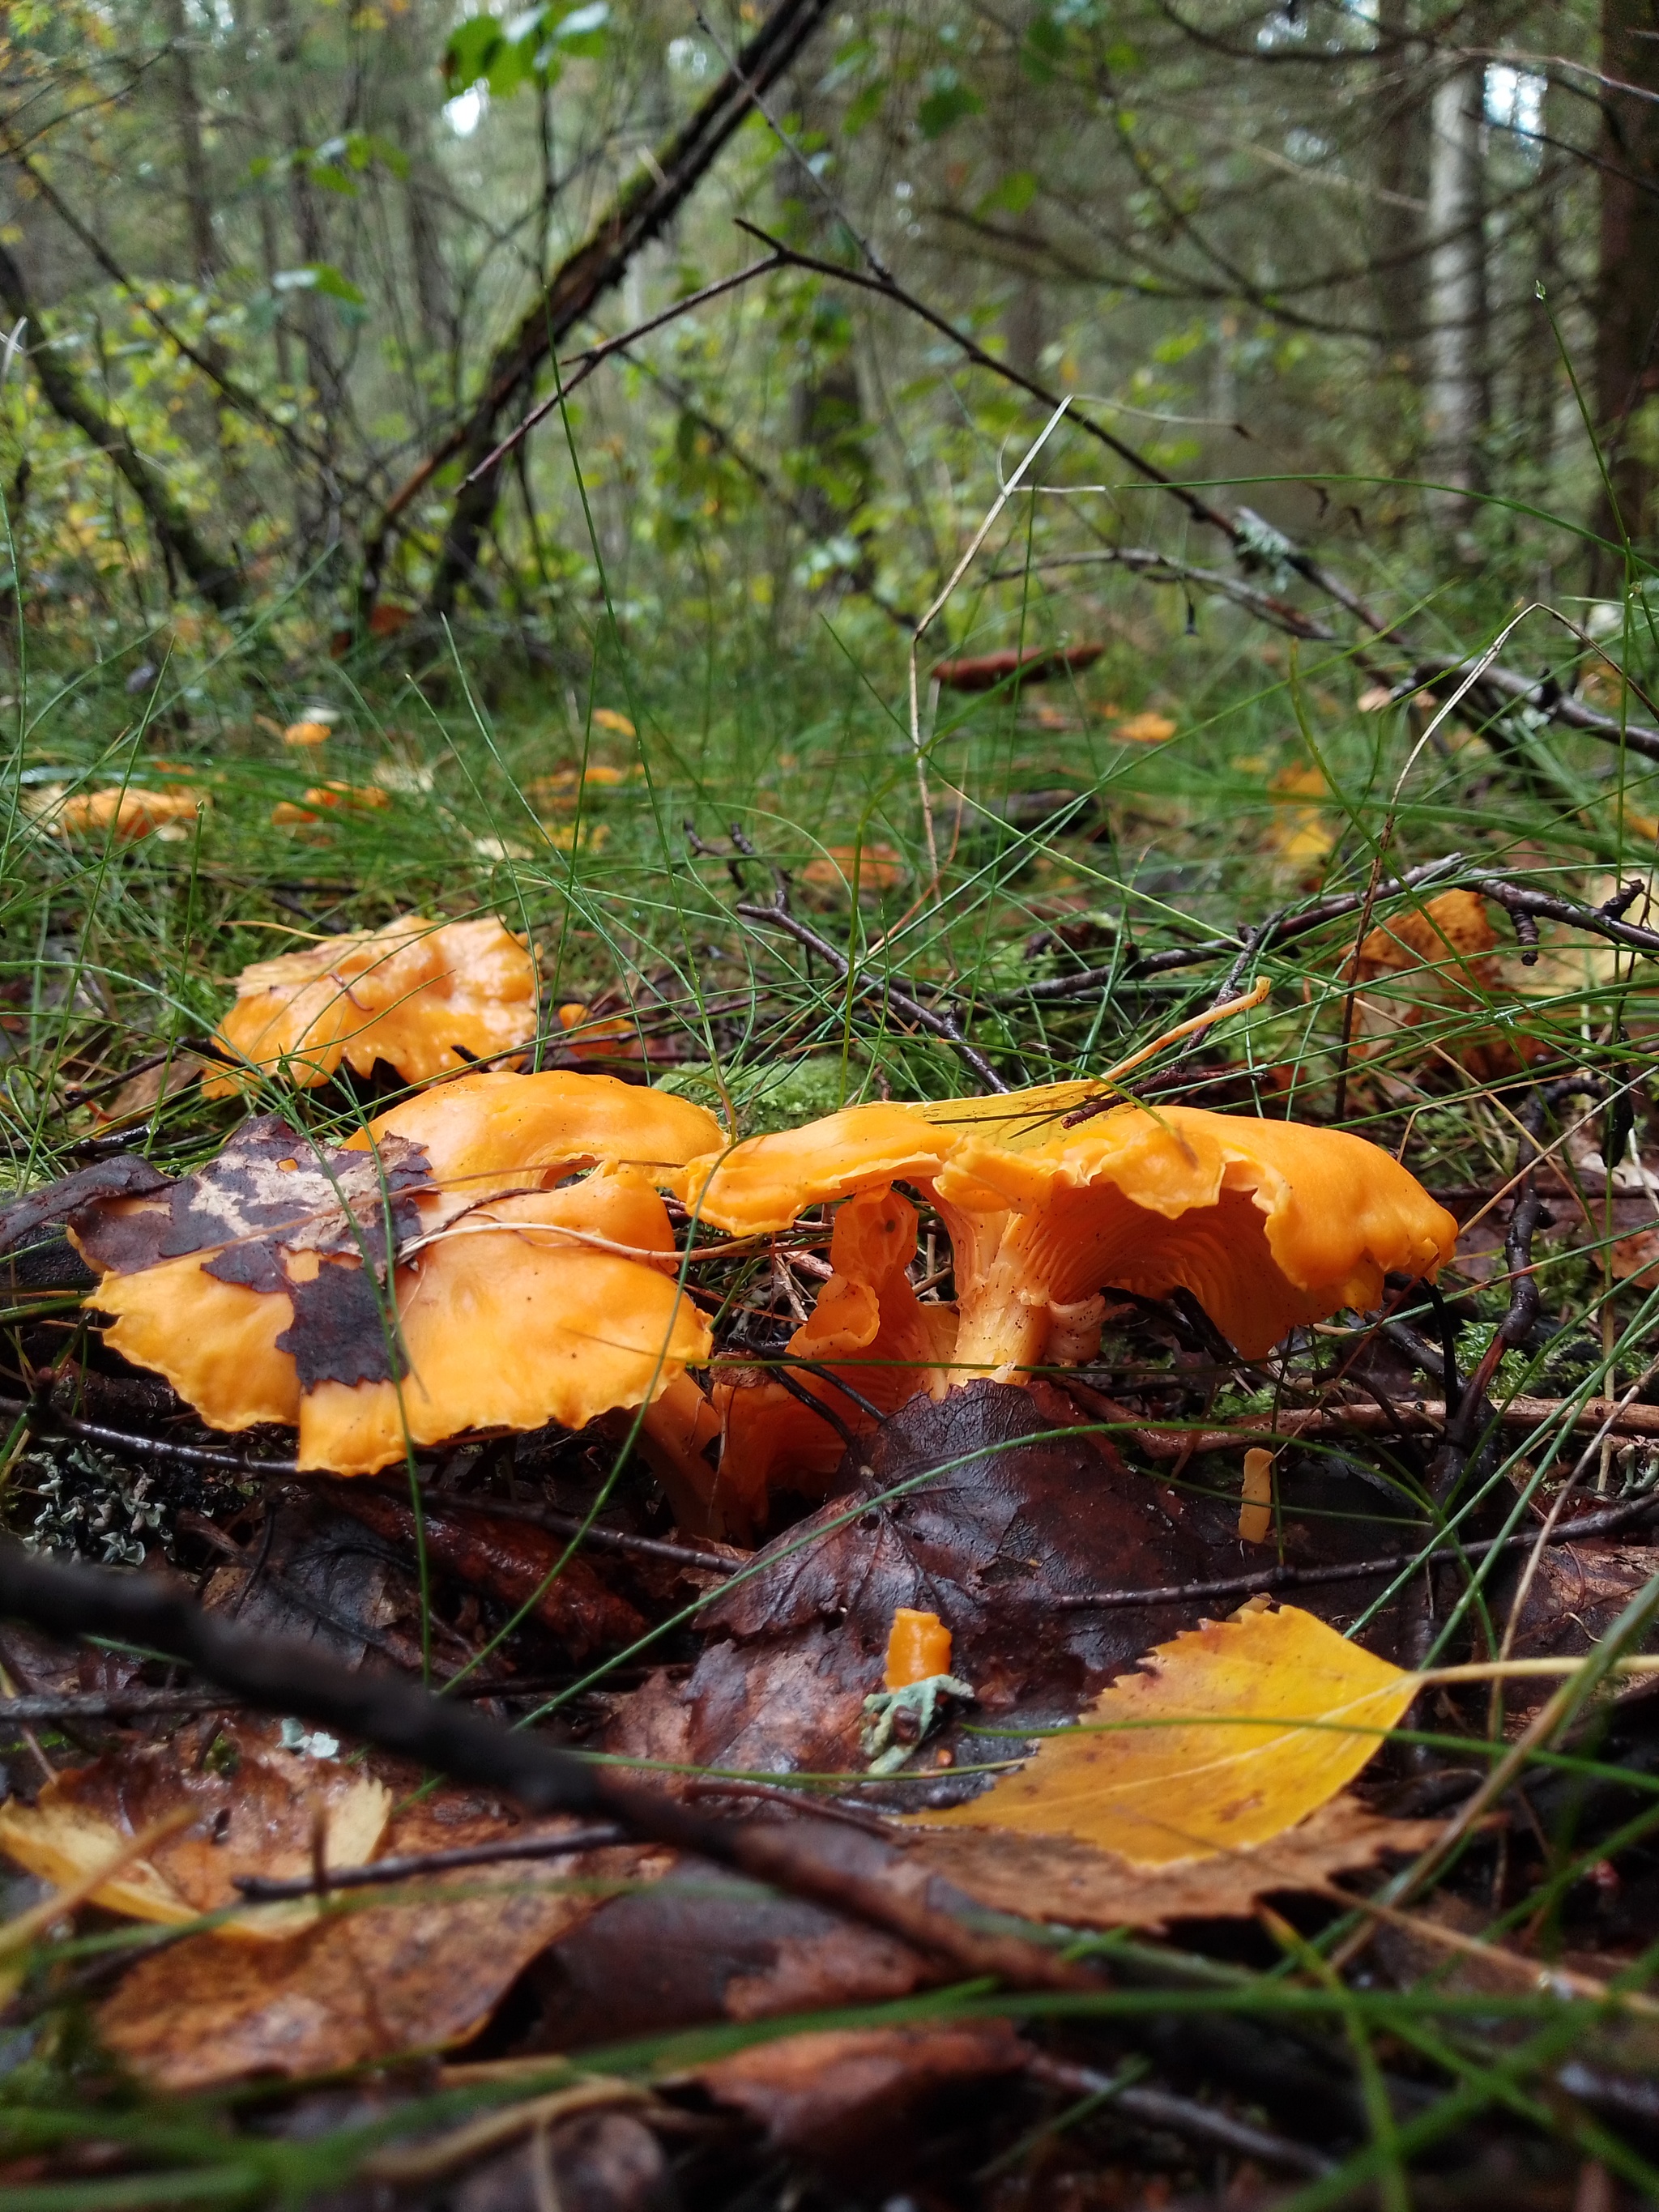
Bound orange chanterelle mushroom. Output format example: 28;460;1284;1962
919;1094;1458;1372
676;1083;1457;1513
205;914;537;1096
68;1072;724;1476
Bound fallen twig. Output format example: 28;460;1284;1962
1044;1490;1659;1613
1026;2053;1333;2177
0;1542;1092;1992
233;1823;627;1902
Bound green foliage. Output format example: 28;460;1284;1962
443;0;611;98
918;68;984;138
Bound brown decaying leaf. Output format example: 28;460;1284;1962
933;643;1103;692
1612;1227;1659;1289
907;1795;1444;1931
1495;1541;1659;1714
1350;889;1542;1080
0;1720;389;1939
405;2108;673;2211
71;1113;429;1396
96;1798;660;2090
0;1155;170;1262
610;1380;1215;1780
93;1051;209;1126
325;1482;646;1659
913;1603;1418;1865
523;1842;931;2052
684;2020;1029;2168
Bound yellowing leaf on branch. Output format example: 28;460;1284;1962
914;1603;1417;1865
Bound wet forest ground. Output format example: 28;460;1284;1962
3;599;1659;2210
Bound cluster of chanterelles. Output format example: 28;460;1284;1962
68;999;1457;1539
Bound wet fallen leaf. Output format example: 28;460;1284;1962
913;1602;1418;1864
934;644;1103;692
908;1795;1443;1929
1496;1541;1659;1689
1612;1228;1659;1288
684;2020;1027;2169
324;1482;647;1659
198;1488;424;1669
93;1051;208;1126
0;1720;390;1937
96;1798;653;2088
70;1111;431;1396
1350;889;1537;1080
526;1845;930;2051
375;2098;667;2201
0;1153;169;1263
610;1380;1213;1779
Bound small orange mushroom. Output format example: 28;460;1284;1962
557;1001;638;1061
885;1609;953;1690
271;782;390;828
205;916;539;1095
712;1186;956;1530
71;1071;727;1477
800;844;907;896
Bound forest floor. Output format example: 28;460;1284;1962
2;601;1659;2210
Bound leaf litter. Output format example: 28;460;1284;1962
7;942;1659;2198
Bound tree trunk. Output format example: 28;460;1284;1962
158;0;217;284
265;0;346;437
780;70;871;539
1371;0;1426;365
390;0;838;625
1595;0;1659;565
379;8;451;360
1422;56;1487;517
0;245;241;611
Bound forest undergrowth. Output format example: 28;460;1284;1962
3;481;1659;2211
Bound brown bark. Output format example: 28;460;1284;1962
265;0;346;434
158;0;218;283
1422;54;1488;514
1596;0;1659;561
1371;0;1426;364
378;0;837;625
0;244;241;610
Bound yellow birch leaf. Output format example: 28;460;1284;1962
914;1604;1416;1865
0;1724;391;1940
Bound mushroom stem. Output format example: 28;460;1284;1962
944;1233;1053;1380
